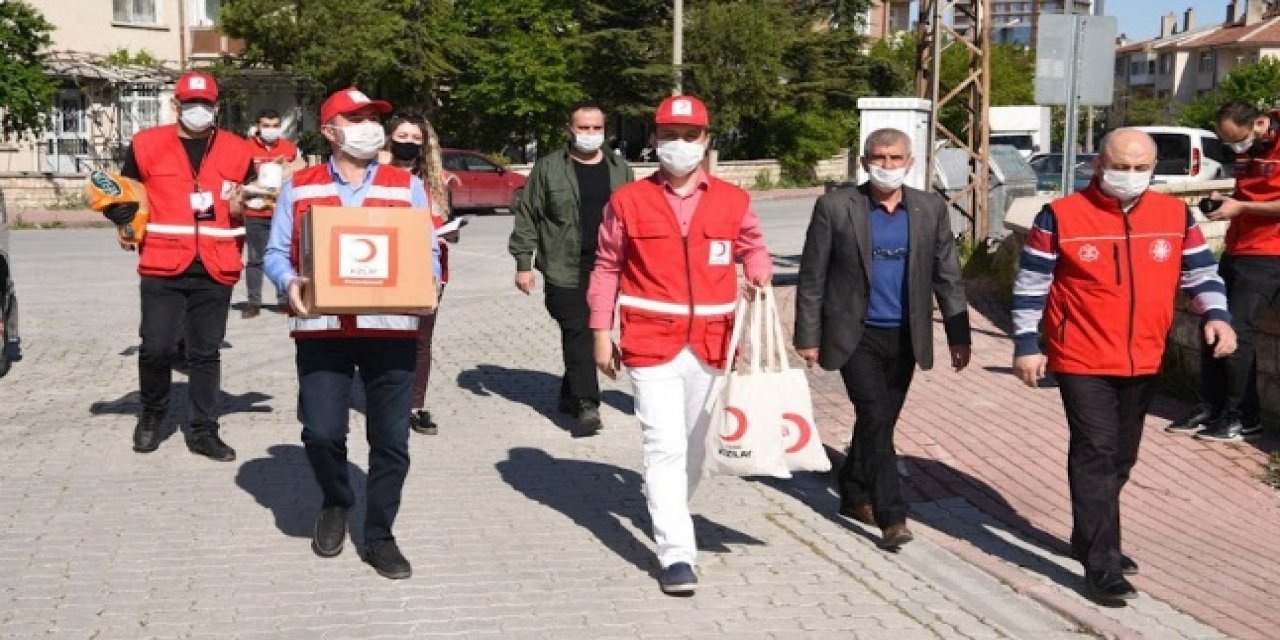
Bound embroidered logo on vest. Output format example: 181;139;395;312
1078;244;1100;262
1150;239;1172;262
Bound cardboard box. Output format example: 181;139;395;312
301;206;437;314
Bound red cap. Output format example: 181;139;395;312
319;87;392;125
174;71;218;103
654;95;709;127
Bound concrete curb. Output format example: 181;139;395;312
914;522;1143;640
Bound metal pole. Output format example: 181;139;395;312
926;0;943;166
673;0;684;94
1061;1;1080;195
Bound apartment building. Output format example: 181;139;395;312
1114;0;1280;113
860;0;913;39
1;0;303;175
953;0;1094;45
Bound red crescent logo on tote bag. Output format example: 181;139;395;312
721;407;748;442
782;413;812;454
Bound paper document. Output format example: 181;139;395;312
435;215;472;236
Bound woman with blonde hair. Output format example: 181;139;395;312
381;111;458;435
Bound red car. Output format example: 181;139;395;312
441;149;526;211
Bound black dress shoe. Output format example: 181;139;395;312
187;433;236;462
409;410;438;435
133;413;163;453
572;403;602;438
1120;554;1139;576
1084;570;1137;604
312;506;348;557
1166;407;1215;434
838;500;875;526
363;540;412;579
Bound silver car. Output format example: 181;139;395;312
0;190;21;377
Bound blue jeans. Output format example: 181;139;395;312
296;337;415;544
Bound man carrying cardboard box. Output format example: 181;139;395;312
264;88;441;580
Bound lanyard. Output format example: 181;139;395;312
181;129;215;193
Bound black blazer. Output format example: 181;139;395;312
793;183;971;371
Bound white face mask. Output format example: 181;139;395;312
867;164;908;192
656;139;705;176
258;127;283;143
1228;135;1255;154
573;132;605;154
337;122;385;160
179;103;216;132
1099;169;1152;202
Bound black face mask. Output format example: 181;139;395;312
390;141;422;162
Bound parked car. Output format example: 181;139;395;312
0;189;21;378
440;149;527;211
1132;126;1230;184
1028;152;1097;192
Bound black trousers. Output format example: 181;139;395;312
1196;255;1280;422
838;326;916;528
297;338;415;544
544;273;599;409
138;267;232;436
242;216;277;306
1057;373;1156;573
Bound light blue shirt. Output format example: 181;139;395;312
264;158;441;295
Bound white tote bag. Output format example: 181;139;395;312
697;291;792;479
761;290;831;473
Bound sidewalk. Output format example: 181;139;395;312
776;281;1280;640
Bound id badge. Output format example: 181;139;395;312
708;240;732;266
190;191;215;221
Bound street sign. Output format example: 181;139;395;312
1034;14;1118;107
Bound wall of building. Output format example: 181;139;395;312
28;0;184;62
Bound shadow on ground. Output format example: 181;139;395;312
89;385;273;446
753;446;1098;597
497;447;763;577
235;444;370;546
457;364;633;433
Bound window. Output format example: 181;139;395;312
190;0;220;27
1199;51;1215;73
119;86;161;141
462;155;500;173
1115;58;1125;76
1159;53;1172;74
113;0;159;25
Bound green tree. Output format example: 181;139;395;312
0;1;57;138
1119;93;1172;126
1177;59;1280;129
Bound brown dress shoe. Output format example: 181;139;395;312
880;522;914;549
839;501;875;526
241;304;260;319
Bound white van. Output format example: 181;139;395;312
1132;126;1230;184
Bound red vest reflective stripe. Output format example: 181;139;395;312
287;163;425;340
1044;185;1187;376
133;125;253;285
611;175;748;369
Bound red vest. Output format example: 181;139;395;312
287;163;428;340
245;136;301;219
1228;113;1280;256
133;125;254;285
611;175;748;369
1044;184;1188;376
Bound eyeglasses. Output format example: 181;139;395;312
872;247;909;260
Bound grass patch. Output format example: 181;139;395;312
1265;453;1280;490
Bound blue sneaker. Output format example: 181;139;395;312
659;562;697;595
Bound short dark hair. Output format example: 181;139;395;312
1216;100;1260;127
567;101;605;124
256;108;281;122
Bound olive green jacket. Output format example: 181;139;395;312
508;147;635;287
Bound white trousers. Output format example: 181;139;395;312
629;347;718;568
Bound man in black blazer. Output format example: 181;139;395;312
794;127;971;549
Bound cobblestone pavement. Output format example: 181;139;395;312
0;194;1258;640
1;211;1086;640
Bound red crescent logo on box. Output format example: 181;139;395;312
782;413;812;453
721;407;748;442
354;238;378;263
